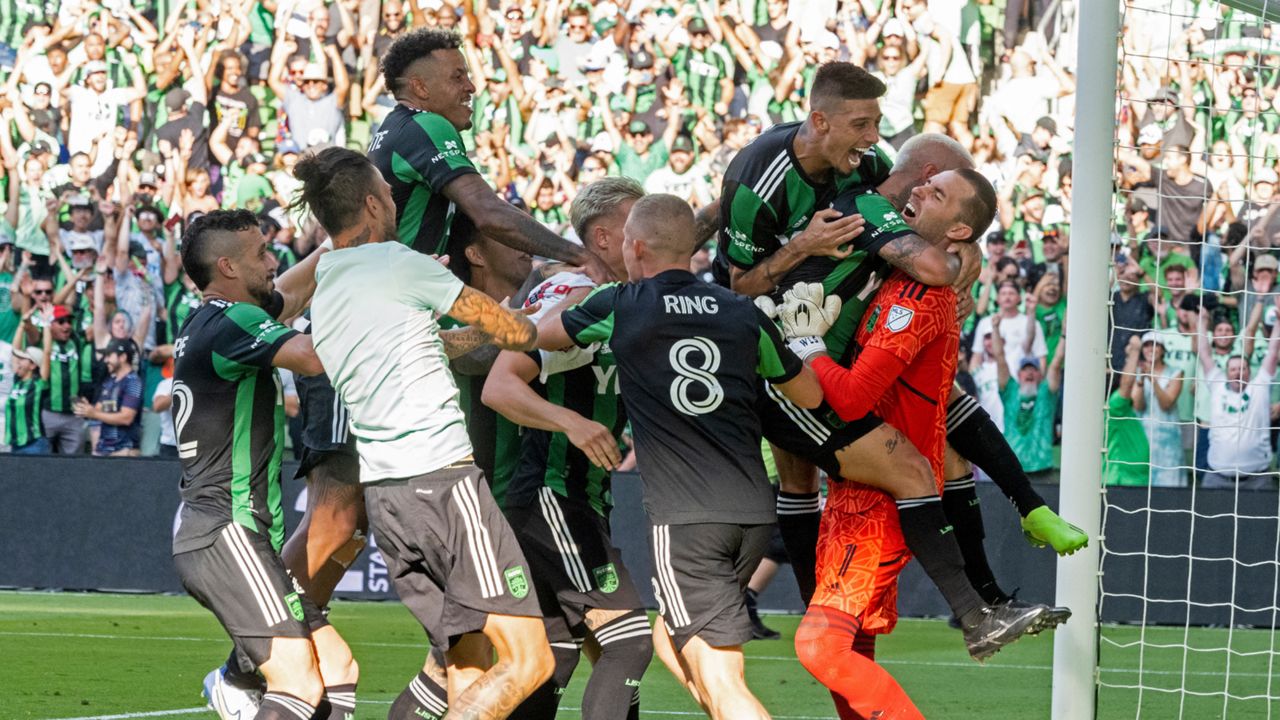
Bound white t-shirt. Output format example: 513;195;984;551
643;165;713;208
153;377;176;448
0;339;12;450
312;242;470;482
972;359;1004;430
971;313;1047;376
66;85;135;155
1206;368;1274;474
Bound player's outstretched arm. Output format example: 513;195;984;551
273;240;332;321
444;174;615;284
445;286;537;352
482;351;622;470
272;334;326;377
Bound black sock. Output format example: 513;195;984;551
584;611;653;720
896;496;986;625
942;475;1008;605
946;394;1046;517
315;683;356;720
777;491;821;604
388;671;448;720
512;641;581;720
254;692;316;720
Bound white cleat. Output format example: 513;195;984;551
202;666;263;720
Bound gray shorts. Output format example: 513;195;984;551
650;522;772;652
173;522;327;668
365;462;541;654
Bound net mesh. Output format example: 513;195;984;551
1097;0;1280;715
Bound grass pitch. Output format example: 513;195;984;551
1;591;1276;719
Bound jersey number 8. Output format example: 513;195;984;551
668;337;724;416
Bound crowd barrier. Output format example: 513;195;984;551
1;456;1271;625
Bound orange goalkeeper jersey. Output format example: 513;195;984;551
811;271;960;515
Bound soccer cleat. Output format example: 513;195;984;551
962;602;1048;662
745;590;781;640
202;666;262;720
1021;506;1088;556
1000;598;1072;635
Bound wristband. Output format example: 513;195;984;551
787;335;828;361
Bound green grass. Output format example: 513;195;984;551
0;591;1276;719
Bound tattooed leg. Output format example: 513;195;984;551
446;614;553;720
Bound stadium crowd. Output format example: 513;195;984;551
0;0;1277;489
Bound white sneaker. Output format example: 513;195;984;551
202;666;263;720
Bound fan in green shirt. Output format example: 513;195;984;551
1105;336;1152;486
993;313;1064;475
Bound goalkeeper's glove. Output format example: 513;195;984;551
779;282;841;361
753;295;779;321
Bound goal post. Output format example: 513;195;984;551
1051;0;1121;717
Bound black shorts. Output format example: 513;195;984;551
758;381;882;478
649;522;772;651
365;462;541;654
294;444;362;482
296;371;358;455
506;488;644;641
173;523;328;668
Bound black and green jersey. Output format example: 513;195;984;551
439;316;521;506
714;121;893;283
369;105;481;256
453;370;522;508
4;377;45;448
785;187;910;363
559;270;801;525
673;45;732;111
0;0;52;51
171;299;298;555
44;337;93;413
506;344;627;517
162;280;203;345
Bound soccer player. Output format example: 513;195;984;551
171;209;359;720
714;62;962;602
297;147;554;719
538;194;824;720
483;178;651;719
780;169;1044;718
370;28;613;284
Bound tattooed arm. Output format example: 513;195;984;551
876;232;961;287
441;326;494;360
443;286;537;352
694;198;721;246
444;174;615;284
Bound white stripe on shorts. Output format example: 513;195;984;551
594;615;652;646
538;487;593;593
765;382;830;444
452;476;504;599
221;524;287;626
651;525;691;627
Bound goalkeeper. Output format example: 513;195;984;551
777;169;1054;719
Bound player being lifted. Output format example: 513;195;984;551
295;147;554;720
716;61;1085;609
171;210;359;720
782;169;1040;718
539;194;824;720
483;178;651;719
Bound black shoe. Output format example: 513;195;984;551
962;602;1047;662
745;589;781;640
997;598;1071;635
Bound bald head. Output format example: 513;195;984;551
624;194;697;262
894;133;974;178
